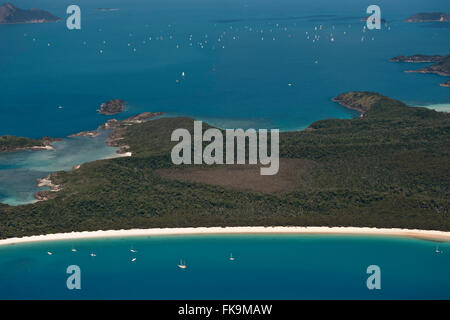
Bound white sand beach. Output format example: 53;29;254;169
0;226;449;247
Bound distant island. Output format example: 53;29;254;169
0;3;59;24
97;99;127;115
390;54;450;86
405;12;450;23
0;135;57;152
96;8;120;12
403;54;450;77
389;55;444;63
361;17;387;24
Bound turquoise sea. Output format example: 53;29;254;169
0;234;449;300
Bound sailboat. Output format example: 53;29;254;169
131;258;137;262
130;246;137;253
435;246;442;254
229;253;235;261
177;259;187;269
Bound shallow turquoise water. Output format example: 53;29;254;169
0;234;448;299
0;130;120;205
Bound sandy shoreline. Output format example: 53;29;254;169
0;226;449;246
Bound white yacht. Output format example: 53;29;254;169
178;259;187;269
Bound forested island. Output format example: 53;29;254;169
405;12;450;23
0;91;448;238
0;3;59;24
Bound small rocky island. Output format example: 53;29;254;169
97;99;127;115
0;3;60;24
405;12;450;23
441;81;450;87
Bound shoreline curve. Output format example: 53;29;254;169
1;226;449;247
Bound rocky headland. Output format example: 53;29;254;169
0;3;60;24
390;54;450;86
332;92;383;116
403;55;450;77
405;12;450;23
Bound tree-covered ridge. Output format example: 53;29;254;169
0;135;44;152
331;91;384;114
389;55;444;63
0;92;449;238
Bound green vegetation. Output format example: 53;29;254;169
0;135;44;152
389;55;443;63
0;92;449;238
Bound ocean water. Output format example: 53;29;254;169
0;130;120;205
0;234;448;300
